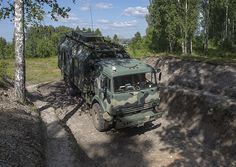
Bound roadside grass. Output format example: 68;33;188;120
2;49;235;85
5;56;61;85
128;48;236;65
0;59;9;87
127;48;153;59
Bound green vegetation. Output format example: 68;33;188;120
0;26;103;59
0;59;8;86
112;34;120;44
129;0;236;62
5;57;60;84
0;26;104;85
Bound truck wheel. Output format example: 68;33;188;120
91;103;111;132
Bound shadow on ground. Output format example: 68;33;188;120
153;58;236;166
28;81;159;167
28;71;236;167
0;108;44;167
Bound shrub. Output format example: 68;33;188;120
0;59;8;87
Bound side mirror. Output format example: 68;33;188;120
155;68;162;81
159;72;162;81
156;68;161;73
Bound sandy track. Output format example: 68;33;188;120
28;81;236;167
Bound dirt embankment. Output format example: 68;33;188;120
0;86;44;167
145;57;236;165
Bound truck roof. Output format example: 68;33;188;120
97;58;154;77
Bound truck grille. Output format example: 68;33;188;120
117;102;154;116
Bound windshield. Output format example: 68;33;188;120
114;72;157;93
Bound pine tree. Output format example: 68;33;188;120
112;34;119;44
95;28;102;36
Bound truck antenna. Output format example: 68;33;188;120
89;4;94;31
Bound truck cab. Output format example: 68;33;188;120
91;58;162;131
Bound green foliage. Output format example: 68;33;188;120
132;0;236;58
146;0;200;53
0;26;104;58
95;28;102;36
128;32;147;57
208;0;236;50
0;0;75;24
112;34;120;44
25;25;73;57
0;59;8;86
0;38;14;58
0;37;7;58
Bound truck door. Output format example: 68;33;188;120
100;75;112;103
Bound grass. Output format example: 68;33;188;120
4;56;61;85
128;48;236;65
127;48;153;59
1;48;235;85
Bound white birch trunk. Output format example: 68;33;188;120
14;0;25;103
183;0;188;54
204;0;209;55
182;41;185;54
232;20;235;45
225;5;228;40
190;38;193;54
169;41;173;53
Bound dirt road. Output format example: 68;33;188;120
28;81;235;167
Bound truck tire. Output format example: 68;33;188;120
91;103;111;132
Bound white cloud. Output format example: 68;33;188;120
123;7;148;17
80;3;90;11
96;19;137;28
111;20;137;28
96;19;110;24
95;3;113;10
57;12;79;22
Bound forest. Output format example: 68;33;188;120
129;0;236;58
0;26;104;58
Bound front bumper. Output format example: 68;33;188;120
115;110;163;129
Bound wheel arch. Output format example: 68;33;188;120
91;96;105;112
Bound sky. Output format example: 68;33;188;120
0;0;150;41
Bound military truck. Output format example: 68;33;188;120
58;32;163;131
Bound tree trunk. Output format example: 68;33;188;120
189;37;193;54
182;41;185;54
180;28;185;54
14;0;26;103
184;39;187;54
225;5;228;40
232;20;235;45
204;0;209;55
184;0;188;54
169;41;173;53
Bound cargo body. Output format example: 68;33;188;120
58;32;163;131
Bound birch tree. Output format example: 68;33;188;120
0;0;76;103
14;0;25;102
146;0;199;53
202;0;209;55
